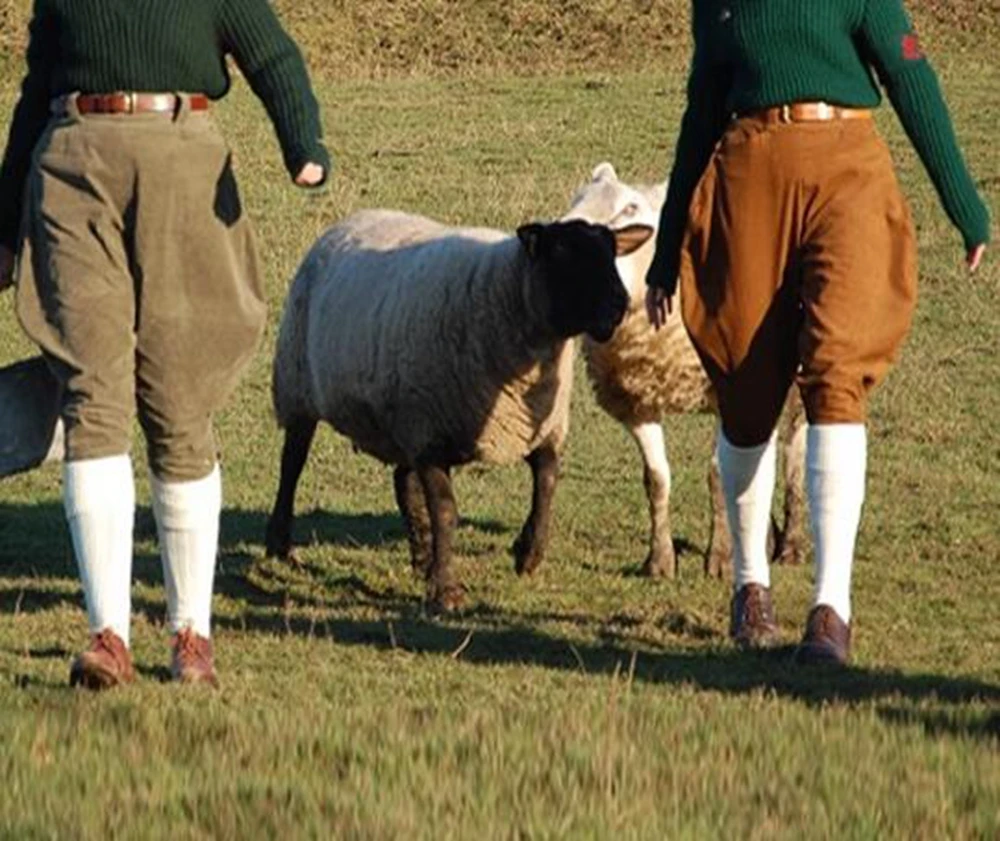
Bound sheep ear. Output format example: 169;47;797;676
517;223;546;259
592;162;617;183
613;223;654;257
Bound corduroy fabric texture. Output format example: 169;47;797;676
650;0;991;294
0;0;330;249
15;102;266;481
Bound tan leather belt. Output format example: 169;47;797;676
53;93;211;116
740;102;871;124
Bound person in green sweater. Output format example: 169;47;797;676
0;0;330;689
645;0;990;664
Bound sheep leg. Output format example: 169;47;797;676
393;465;432;574
705;445;733;578
417;463;465;613
512;445;560;576
630;422;676;579
265;416;319;561
773;400;808;565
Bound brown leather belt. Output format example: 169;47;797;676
739;102;871;124
53;92;211;117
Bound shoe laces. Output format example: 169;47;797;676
175;629;209;662
808;606;845;641
738;586;770;625
93;629;124;656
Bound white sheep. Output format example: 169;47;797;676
265;209;650;610
562;163;807;578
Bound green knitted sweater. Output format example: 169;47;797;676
0;0;330;249
650;0;992;293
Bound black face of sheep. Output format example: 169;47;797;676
517;220;637;343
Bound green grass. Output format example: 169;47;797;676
0;9;998;838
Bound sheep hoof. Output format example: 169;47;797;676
267;545;302;566
641;550;676;579
514;550;542;577
410;554;433;577
703;548;729;579
773;535;806;566
426;583;467;614
265;535;298;564
512;534;543;577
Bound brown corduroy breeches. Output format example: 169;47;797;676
16;94;265;481
679;115;918;446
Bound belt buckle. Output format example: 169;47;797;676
816;102;833;120
124;92;137;114
779;104;792;124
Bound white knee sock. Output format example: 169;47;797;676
150;465;221;638
717;430;777;590
807;424;867;623
63;455;136;645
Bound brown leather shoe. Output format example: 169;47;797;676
69;629;136;690
729;583;780;649
796;605;851;665
171;628;219;687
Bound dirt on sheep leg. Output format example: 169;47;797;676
393;465;432;574
418;463;466;613
773;398;808;566
704;455;733;579
265;416;318;562
513;445;560;576
639;461;677;578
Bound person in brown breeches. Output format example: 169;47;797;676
645;1;990;664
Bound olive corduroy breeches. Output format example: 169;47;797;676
16;95;265;481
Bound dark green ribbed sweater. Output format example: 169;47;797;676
651;0;992;293
0;0;330;249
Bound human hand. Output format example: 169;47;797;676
966;243;986;273
294;162;326;187
645;284;671;330
0;245;15;293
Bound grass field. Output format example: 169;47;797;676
0;2;998;838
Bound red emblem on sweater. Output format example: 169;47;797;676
901;33;924;61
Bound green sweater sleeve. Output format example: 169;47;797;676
648;6;733;294
859;0;991;248
217;0;330;184
0;2;57;251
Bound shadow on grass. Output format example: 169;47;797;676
877;706;1000;743
0;503;508;579
2;504;997;735
190;568;1000;730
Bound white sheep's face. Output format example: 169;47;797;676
517;220;631;344
562;162;667;301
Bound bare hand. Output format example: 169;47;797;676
645;284;672;330
294;162;326;187
0;245;15;293
967;243;986;273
